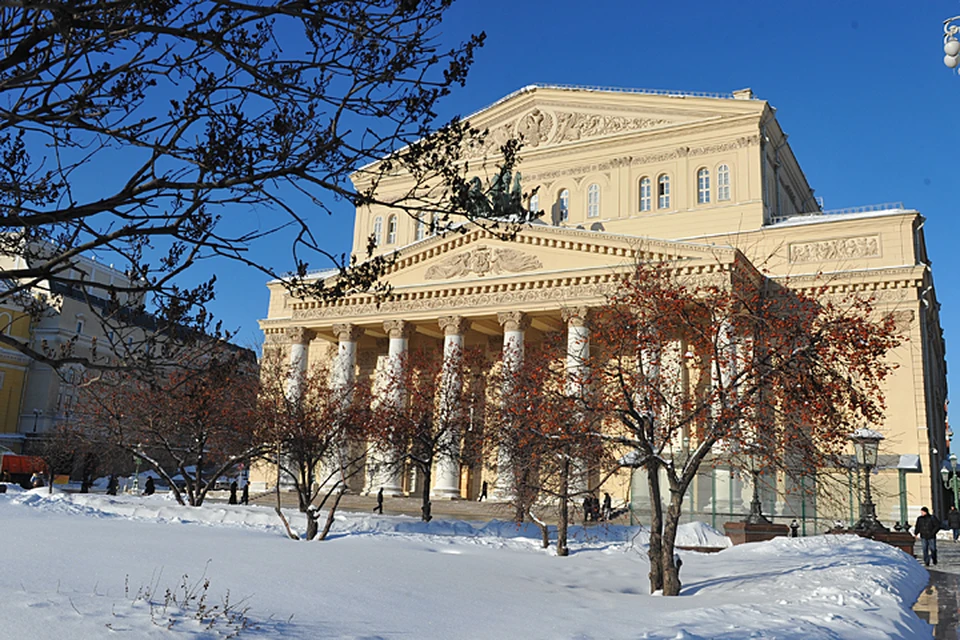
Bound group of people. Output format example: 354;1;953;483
582;492;614;523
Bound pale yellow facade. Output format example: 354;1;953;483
258;85;947;529
0;305;31;450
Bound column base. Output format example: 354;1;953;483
430;487;462;500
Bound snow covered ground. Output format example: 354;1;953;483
0;486;931;639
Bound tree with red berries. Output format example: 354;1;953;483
585;255;900;596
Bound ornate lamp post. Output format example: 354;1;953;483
944;17;960;69
743;449;771;525
849;428;888;532
940;453;960;511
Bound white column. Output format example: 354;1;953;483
432;315;466;499
494;311;529;500
330;323;363;492
285;326;315;402
365;319;410;497
562;307;590;495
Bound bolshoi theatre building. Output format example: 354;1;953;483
256;85;948;530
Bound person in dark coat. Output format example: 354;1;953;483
915;506;940;566
240;483;249;505
374;487;384;514
143;476;155;496
582;496;591;523
948;506;960;542
228;480;238;504
477;480;488;502
602;492;612;521
106;474;118;496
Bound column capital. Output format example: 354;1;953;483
561;306;591;328
383;319;413;340
284;326;316;345
497;311;530;333
332;323;364;342
438;315;467;336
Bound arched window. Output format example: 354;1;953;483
657;175;670;210
387;215;397;244
587;183;600;218
558;189;570;222
717;164;731;201
529;193;540;215
373;216;383;246
0;312;10;335
415;215;426;241
639;177;652;212
697;168;711;204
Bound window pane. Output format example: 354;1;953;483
640;178;651;212
387;215;397;244
658;176;670;209
698;168;710;204
559;189;569;222
717;164;731;201
373;216;383;246
587;184;600;218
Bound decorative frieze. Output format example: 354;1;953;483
424;245;543;280
788;236;880;264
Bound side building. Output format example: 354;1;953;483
257;85;947;529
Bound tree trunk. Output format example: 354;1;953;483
420;462;433;522
528;508;550;549
557;454;569;557
318;488;345;541
647;461;664;593
305;508;319;541
660;489;685;596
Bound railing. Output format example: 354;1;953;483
770;202;906;226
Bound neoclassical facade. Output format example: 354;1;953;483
257;85;947;528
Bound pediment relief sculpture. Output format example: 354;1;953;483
424;245;543;280
465;108;672;159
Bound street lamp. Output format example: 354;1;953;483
849;428;888;532
742;449;771;525
940;453;960;511
132;444;143;495
944;16;960;69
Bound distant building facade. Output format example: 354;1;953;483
257;85;947;528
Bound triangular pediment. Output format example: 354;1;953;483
380;223;738;289
462;85;764;159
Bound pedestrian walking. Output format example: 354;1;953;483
229;480;238;505
790;519;800;538
948;506;960;542
478;480;488;502
241;483;249;505
602;492;612;521
916;506;941;566
374;487;384;514
106;474;118;496
143;476;155;496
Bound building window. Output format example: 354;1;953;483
387;215;397;244
0;312;10;335
697;168;711;204
639;177;652;212
587;183;600;218
717;164;731;201
415;215;426;241
558;189;569;223
529;193;539;215
657;175;670;210
373;216;383;246
75;320;84;335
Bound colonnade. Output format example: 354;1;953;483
282;308;594;500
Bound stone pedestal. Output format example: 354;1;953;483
828;528;916;557
724;521;790;545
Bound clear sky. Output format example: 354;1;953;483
211;1;960;426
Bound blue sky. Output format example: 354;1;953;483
212;1;960;422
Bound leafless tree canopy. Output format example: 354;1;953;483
0;0;528;369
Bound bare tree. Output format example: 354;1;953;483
0;1;531;372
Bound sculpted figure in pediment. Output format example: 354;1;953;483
424;245;543;280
